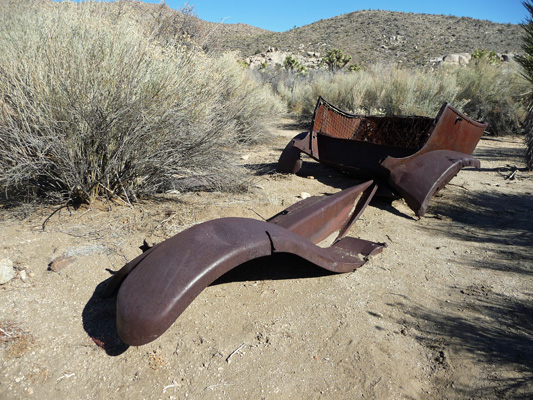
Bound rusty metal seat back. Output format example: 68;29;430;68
310;97;434;150
276;97;487;217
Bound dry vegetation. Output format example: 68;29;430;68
0;1;284;204
0;321;35;359
0;3;532;399
270;59;528;134
0;0;530;209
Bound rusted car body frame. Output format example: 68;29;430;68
103;182;384;346
101;99;486;347
277;97;487;216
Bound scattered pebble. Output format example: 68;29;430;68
240;154;250;160
48;256;76;273
0;258;15;285
300;192;311;199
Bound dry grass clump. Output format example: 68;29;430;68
0;321;35;358
277;61;527;134
0;2;284;204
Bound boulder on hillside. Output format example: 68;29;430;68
442;53;472;65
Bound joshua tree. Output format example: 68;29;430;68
322;48;352;71
283;55;307;75
517;0;533;168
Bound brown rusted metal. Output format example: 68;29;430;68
103;182;384;346
276;97;487;216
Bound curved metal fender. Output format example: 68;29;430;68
104;182;384;346
386;150;480;217
276;132;308;174
113;218;382;346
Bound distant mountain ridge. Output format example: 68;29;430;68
211;10;522;66
35;1;523;67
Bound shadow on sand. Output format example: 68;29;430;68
82;254;338;356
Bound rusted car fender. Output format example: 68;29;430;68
384;150;480;217
277;132;306;174
103;182;384;346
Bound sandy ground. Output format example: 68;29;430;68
1;121;532;399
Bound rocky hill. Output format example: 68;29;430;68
29;1;523;67
212;10;522;67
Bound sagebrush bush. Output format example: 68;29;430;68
0;2;284;203
455;59;527;135
212;53;285;144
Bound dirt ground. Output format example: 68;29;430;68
1;121;532;400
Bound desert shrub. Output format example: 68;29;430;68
471;49;501;64
455;60;527;135
376;65;460;116
348;64;362;72
213;53;285;144
283;56;307;75
0;3;283;204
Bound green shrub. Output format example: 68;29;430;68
0;3;284;204
471;49;501;64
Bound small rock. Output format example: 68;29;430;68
48;256;76;273
28;272;35;278
19;270;28;282
240;154;250;161
300;192;311;199
0;258;15;285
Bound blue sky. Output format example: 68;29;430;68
153;0;527;32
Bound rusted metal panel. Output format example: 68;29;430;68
380;103;486;170
267;181;375;243
310;97;433;149
104;182;384;346
276;97;487;216
388;150;481;217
